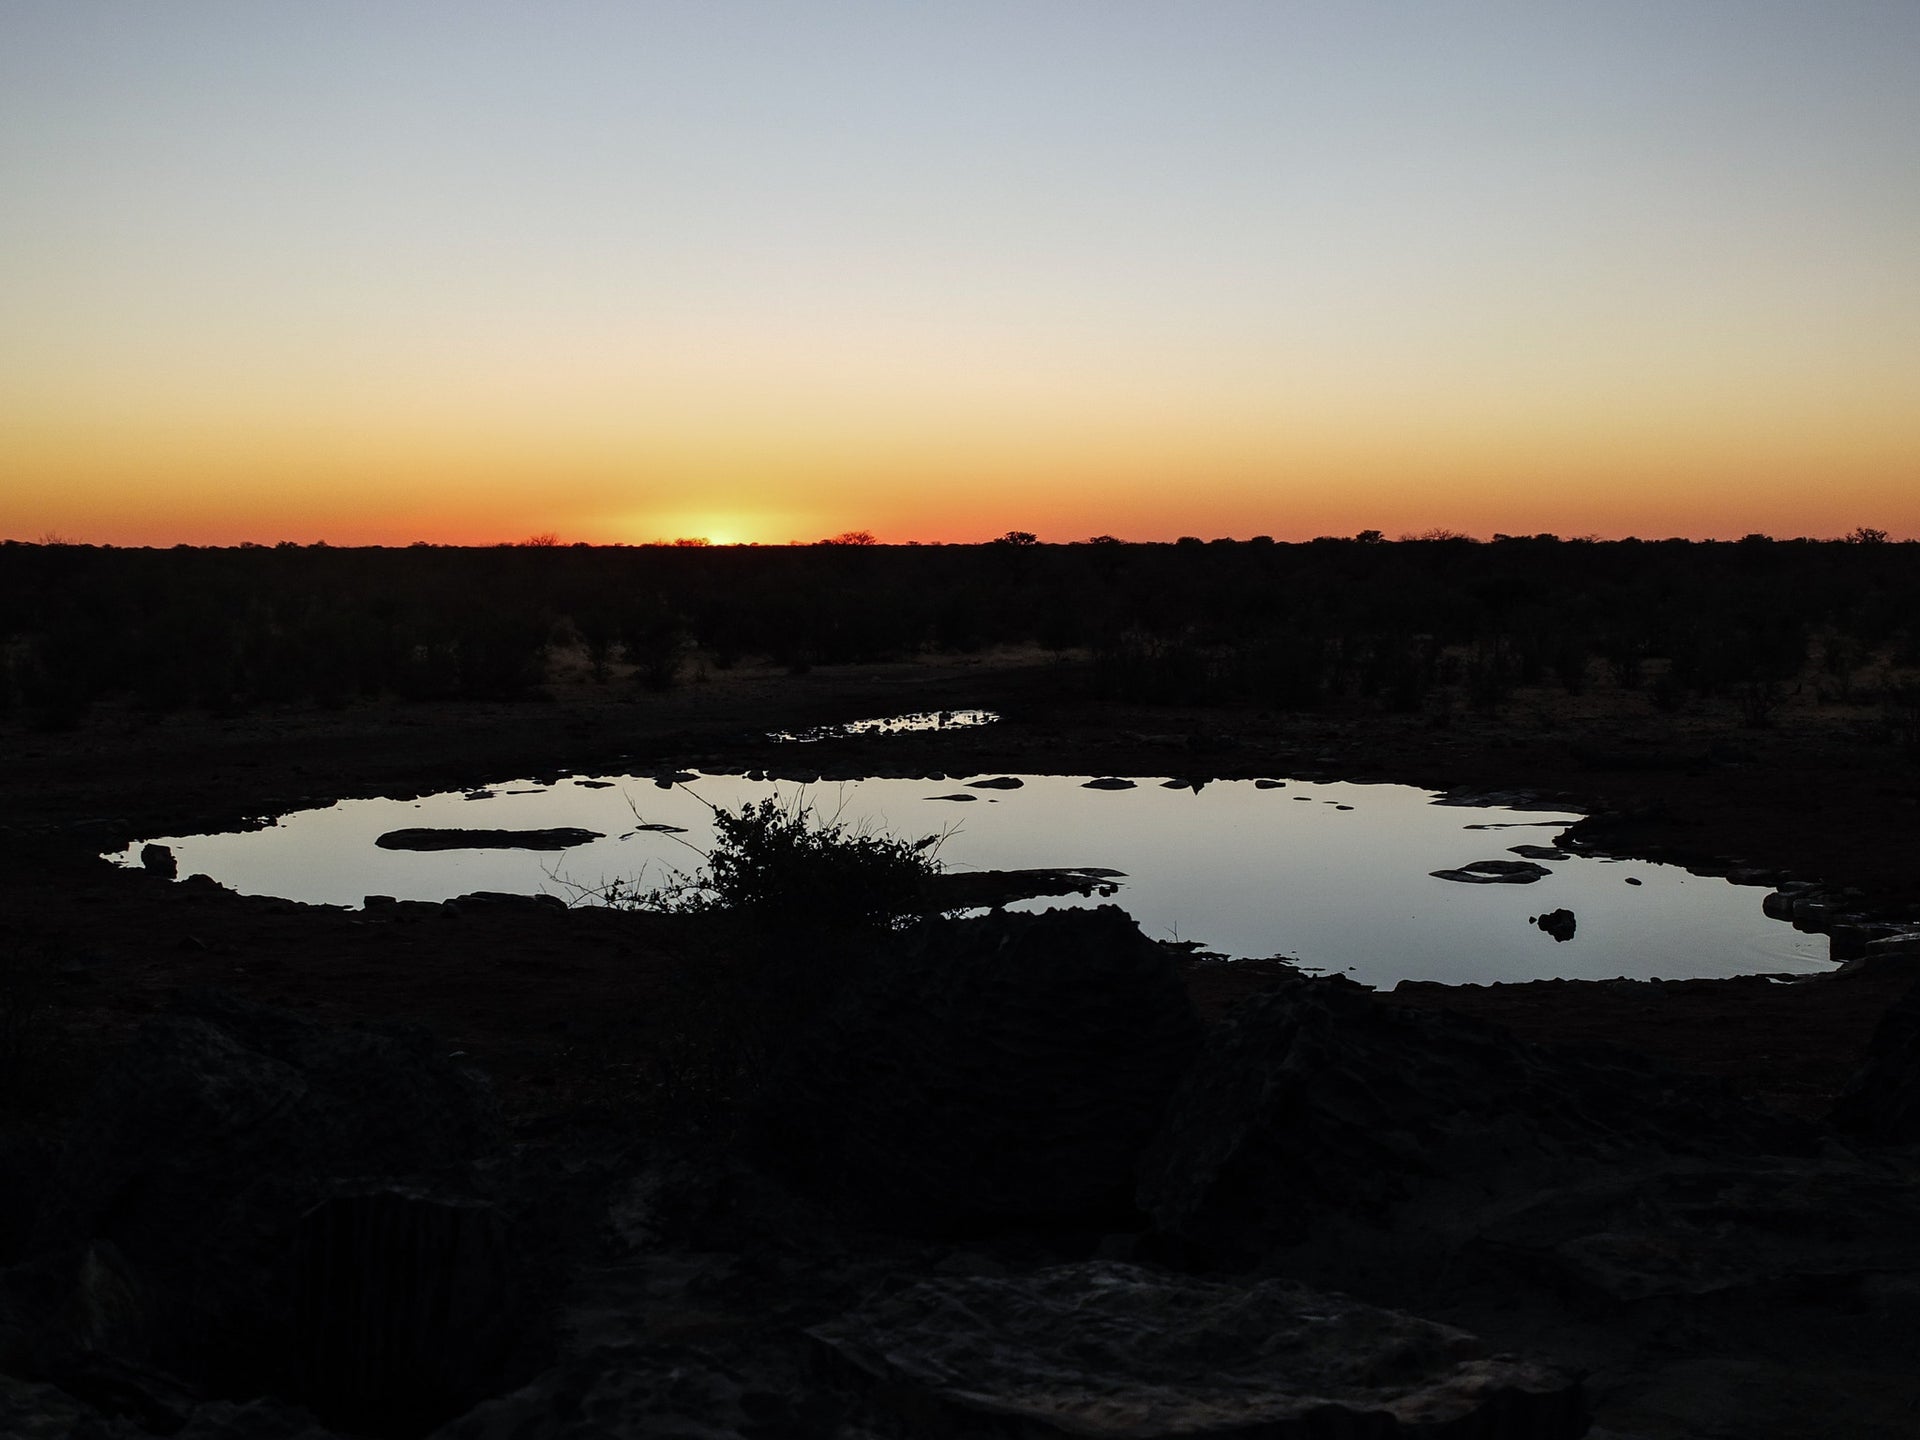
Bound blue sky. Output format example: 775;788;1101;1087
4;2;1917;543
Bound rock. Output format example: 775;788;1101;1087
1255;778;1287;788
173;1397;341;1439
1137;978;1803;1276
1865;933;1920;957
27;990;500;1398
0;1373;123;1440
572;779;613;789
0;1131;53;1265
1828;924;1883;962
1509;844;1571;861
139;843;177;878
292;1189;515;1434
925;792;978;802
374;827;602;851
1762;890;1801;920
755;908;1202;1231
1831;980;1920;1141
432;1343;784;1440
448;891;567;913
1840;933;1920;976
1084;777;1138;790
967;776;1025;789
1533;908;1577;943
1430;859;1552;885
1792;900;1834;932
1479;1156;1920;1306
807;1262;1588;1439
653;771;699;787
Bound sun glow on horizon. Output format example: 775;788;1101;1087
3;4;1917;548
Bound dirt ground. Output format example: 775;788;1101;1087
4;645;1917;1136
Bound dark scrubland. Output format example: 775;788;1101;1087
4;534;1920;1438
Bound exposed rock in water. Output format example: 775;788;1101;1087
21;990;501;1400
755;907;1202;1231
139;843;177;878
807;1262;1589;1439
1509;844;1571;861
1533;908;1577;942
967;775;1025;789
1137;977;1805;1277
1430;859;1552;884
374;827;602;851
1083;777;1138;790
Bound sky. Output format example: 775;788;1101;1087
3;1;1917;546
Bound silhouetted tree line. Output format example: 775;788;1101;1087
1;535;1915;732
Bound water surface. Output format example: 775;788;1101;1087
111;769;1826;988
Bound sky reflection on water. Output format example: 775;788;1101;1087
111;770;1826;988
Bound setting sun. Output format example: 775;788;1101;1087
3;4;1916;545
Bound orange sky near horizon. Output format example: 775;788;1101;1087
4;4;1917;549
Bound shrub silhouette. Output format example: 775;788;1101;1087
628;793;944;934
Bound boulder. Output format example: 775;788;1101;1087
755;907;1202;1231
1137;978;1803;1276
1831;979;1920;1141
432;1343;788;1440
292;1189;515;1434
1479;1155;1920;1306
27;990;501;1398
171;1398;341;1439
0;1374;123;1440
807;1262;1588;1439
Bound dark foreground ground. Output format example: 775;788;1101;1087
4;648;1920;1438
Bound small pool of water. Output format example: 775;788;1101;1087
767;708;998;743
110;768;1828;988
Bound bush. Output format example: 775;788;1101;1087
620;792;944;933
